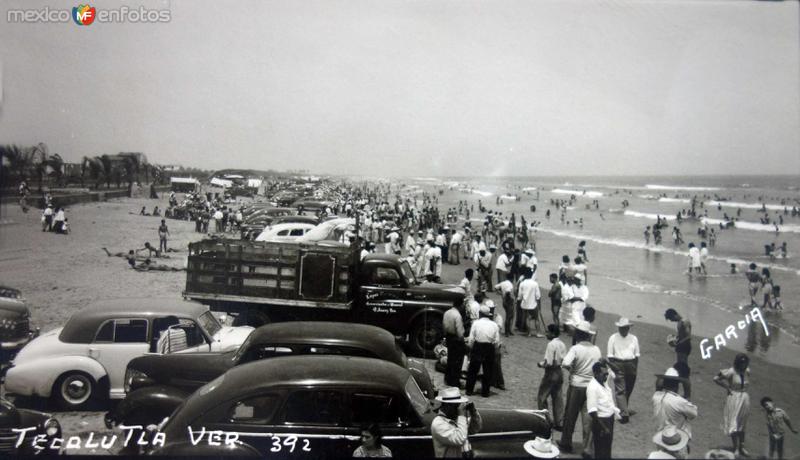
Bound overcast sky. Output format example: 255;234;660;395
1;0;798;177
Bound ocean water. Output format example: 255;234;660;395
415;175;800;367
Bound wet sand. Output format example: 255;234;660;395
1;196;799;457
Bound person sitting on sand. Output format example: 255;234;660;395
152;206;161;217
140;206;149;216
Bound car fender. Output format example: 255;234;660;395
109;385;190;426
5;355;107;398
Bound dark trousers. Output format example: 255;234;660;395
465;343;495;397
561;385;590;449
608;358;637;415
515;302;526;331
537;368;564;427
492;348;504;388
591;416;614;459
445;336;466;387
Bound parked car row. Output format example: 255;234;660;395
1;294;552;457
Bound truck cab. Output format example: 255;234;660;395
357;254;464;355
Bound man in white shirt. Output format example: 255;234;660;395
424;240;442;283
405;232;417;256
471;235;486;257
495;250;512;289
459;269;475;303
520;248;538;278
607;317;640;421
653;367;697;457
465;305;501;398
558;321;601;454
538;324;567;429
586;361;620;459
518;268;543;337
494;273;515;337
568;275;589;327
474;249;493;292
449;230;464;265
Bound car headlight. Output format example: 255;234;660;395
44;418;61;438
124;368;151;393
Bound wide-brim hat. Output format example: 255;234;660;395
652;426;689;452
523;437;560;458
435;386;469;404
574;320;596;335
655;367;688;382
391;226;400;231
615;317;632;328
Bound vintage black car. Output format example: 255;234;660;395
151;356;551;458
0;397;61;455
0;287;39;370
107;322;435;428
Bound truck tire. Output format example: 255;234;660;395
409;315;443;358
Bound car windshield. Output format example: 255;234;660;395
405;376;431;416
232;330;258;362
400;261;417;285
196;311;222;337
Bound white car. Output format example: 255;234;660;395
4;298;253;410
254;222;316;242
298;217;356;243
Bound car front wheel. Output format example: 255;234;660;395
410;315;443;358
53;371;97;410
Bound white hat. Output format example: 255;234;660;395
435;386;469;404
523;437;560;458
574;321;596;335
479;305;493;316
574;273;584;281
484;299;495;309
615;317;632;328
652;426;689;452
655;367;688;382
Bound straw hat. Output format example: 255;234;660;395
614;317;633;328
479;305;493;316
652;426;689;452
655;367;688;382
435;386;469;404
574;321;596;335
523;437;560;458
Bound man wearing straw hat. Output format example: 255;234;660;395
607;317;640;421
653;367;697;456
647;426;690;459
431;387;483;458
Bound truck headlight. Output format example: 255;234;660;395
124;368;151;393
44;418;61;437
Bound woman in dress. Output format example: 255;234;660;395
713;353;751;456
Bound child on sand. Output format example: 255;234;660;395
761;397;797;459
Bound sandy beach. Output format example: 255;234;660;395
0;195;798;458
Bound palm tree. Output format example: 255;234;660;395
81;156;102;189
29;143;49;192
0;144;28;186
44;153;65;187
98;155;115;189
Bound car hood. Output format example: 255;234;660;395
212;326;253;351
0;298;29;317
12;328;64;362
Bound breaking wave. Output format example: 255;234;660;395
701;218;800;234
646;184;722;191
552;188;604;198
624;210;677;221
